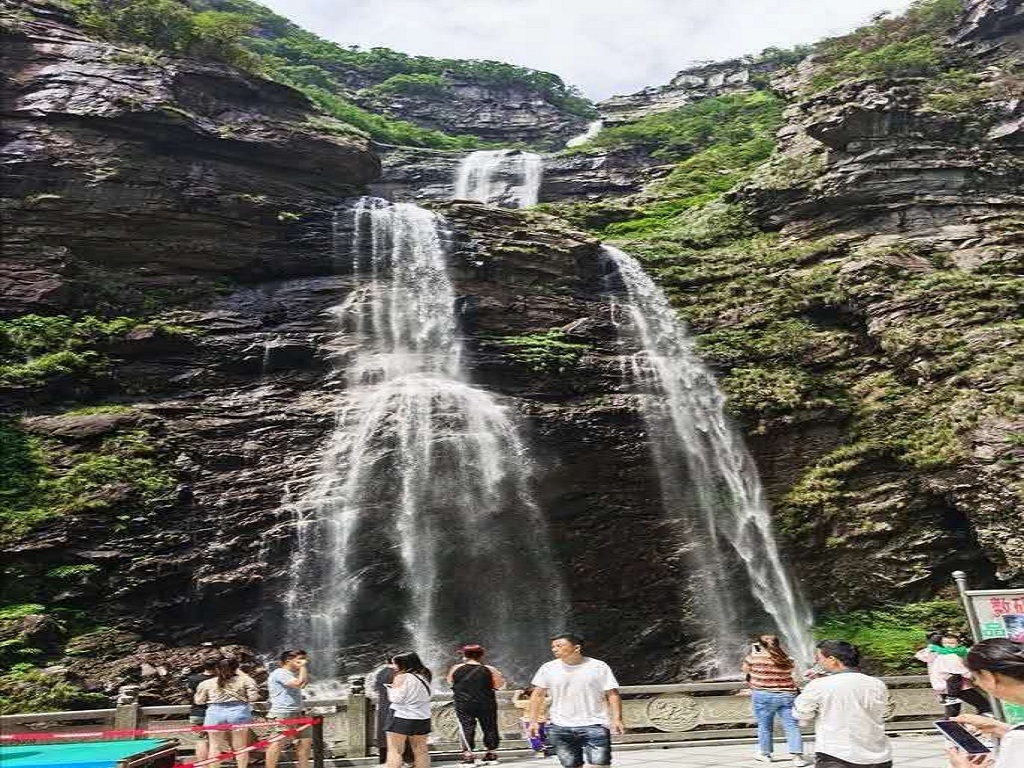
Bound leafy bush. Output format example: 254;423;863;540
74;0;256;67
815;600;967;674
0;665;108;714
809;0;963;91
369;73;451;98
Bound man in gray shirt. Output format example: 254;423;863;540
266;649;311;768
794;640;892;768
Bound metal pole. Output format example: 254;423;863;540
952;570;1004;720
312;718;325;768
953;571;982;641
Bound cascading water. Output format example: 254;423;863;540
454;149;542;208
602;245;814;672
284;198;564;681
565;119;603;148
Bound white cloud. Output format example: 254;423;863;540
259;0;914;99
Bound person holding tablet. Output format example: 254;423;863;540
944;639;1024;768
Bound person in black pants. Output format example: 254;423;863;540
447;644;505;765
371;657;416;766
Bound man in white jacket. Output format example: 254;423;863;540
794;640;892;768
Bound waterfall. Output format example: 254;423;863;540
602;245;814;672
285;198;564;681
566;119;604;148
454;149;542;208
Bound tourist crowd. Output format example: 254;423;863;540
181;633;1024;768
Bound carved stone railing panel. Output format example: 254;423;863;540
690;694;758;725
645;694;702;731
886;688;943;720
0;677;957;758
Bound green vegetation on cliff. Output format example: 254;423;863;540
579;90;784;163
0;664;108;715
815;600;966;675
487;330;590;373
808;0;964;91
0;417;175;544
0;314;194;387
206;0;594;117
552;91;785;240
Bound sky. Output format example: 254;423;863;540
259;0;914;100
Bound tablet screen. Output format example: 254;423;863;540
933;720;991;754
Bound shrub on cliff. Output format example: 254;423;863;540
815;600;967;674
0;418;176;545
368;73;452;98
809;0;963;90
579;91;784;162
0;664;108;715
72;0;257;68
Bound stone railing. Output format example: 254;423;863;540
0;676;946;759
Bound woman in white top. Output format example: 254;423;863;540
945;638;1024;768
384;651;433;768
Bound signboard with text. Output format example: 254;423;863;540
968;590;1024;725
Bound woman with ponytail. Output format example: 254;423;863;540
742;634;806;766
194;656;260;768
945;638;1024;768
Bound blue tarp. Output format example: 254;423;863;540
0;738;171;768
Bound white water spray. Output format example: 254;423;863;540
602;245;813;671
454;149;542;208
285;198;564;680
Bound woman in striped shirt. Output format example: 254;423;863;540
742;634;807;766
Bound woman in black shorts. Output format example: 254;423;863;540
385;651;433;768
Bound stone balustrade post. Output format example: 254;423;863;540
114;685;141;736
346;675;369;757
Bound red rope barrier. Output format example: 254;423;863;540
0;717;316;742
172;723;311;768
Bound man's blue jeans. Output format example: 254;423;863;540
751;690;803;755
546;724;611;767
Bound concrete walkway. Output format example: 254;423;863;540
486;734;949;767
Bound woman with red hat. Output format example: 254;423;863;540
447;644;505;765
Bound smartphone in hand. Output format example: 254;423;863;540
934;720;991;755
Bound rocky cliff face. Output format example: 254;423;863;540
1;1;380;317
354;79;590;150
570;0;1024;611
0;1;382;703
729;0;1024;600
598;57;781;124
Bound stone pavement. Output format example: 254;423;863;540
487;733;950;767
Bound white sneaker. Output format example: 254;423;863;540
792;755;809;767
754;755;772;763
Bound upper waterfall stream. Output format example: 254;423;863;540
454;149;542;208
285;198;565;681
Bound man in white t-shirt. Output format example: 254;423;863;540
794;640;892;768
528;633;623;768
